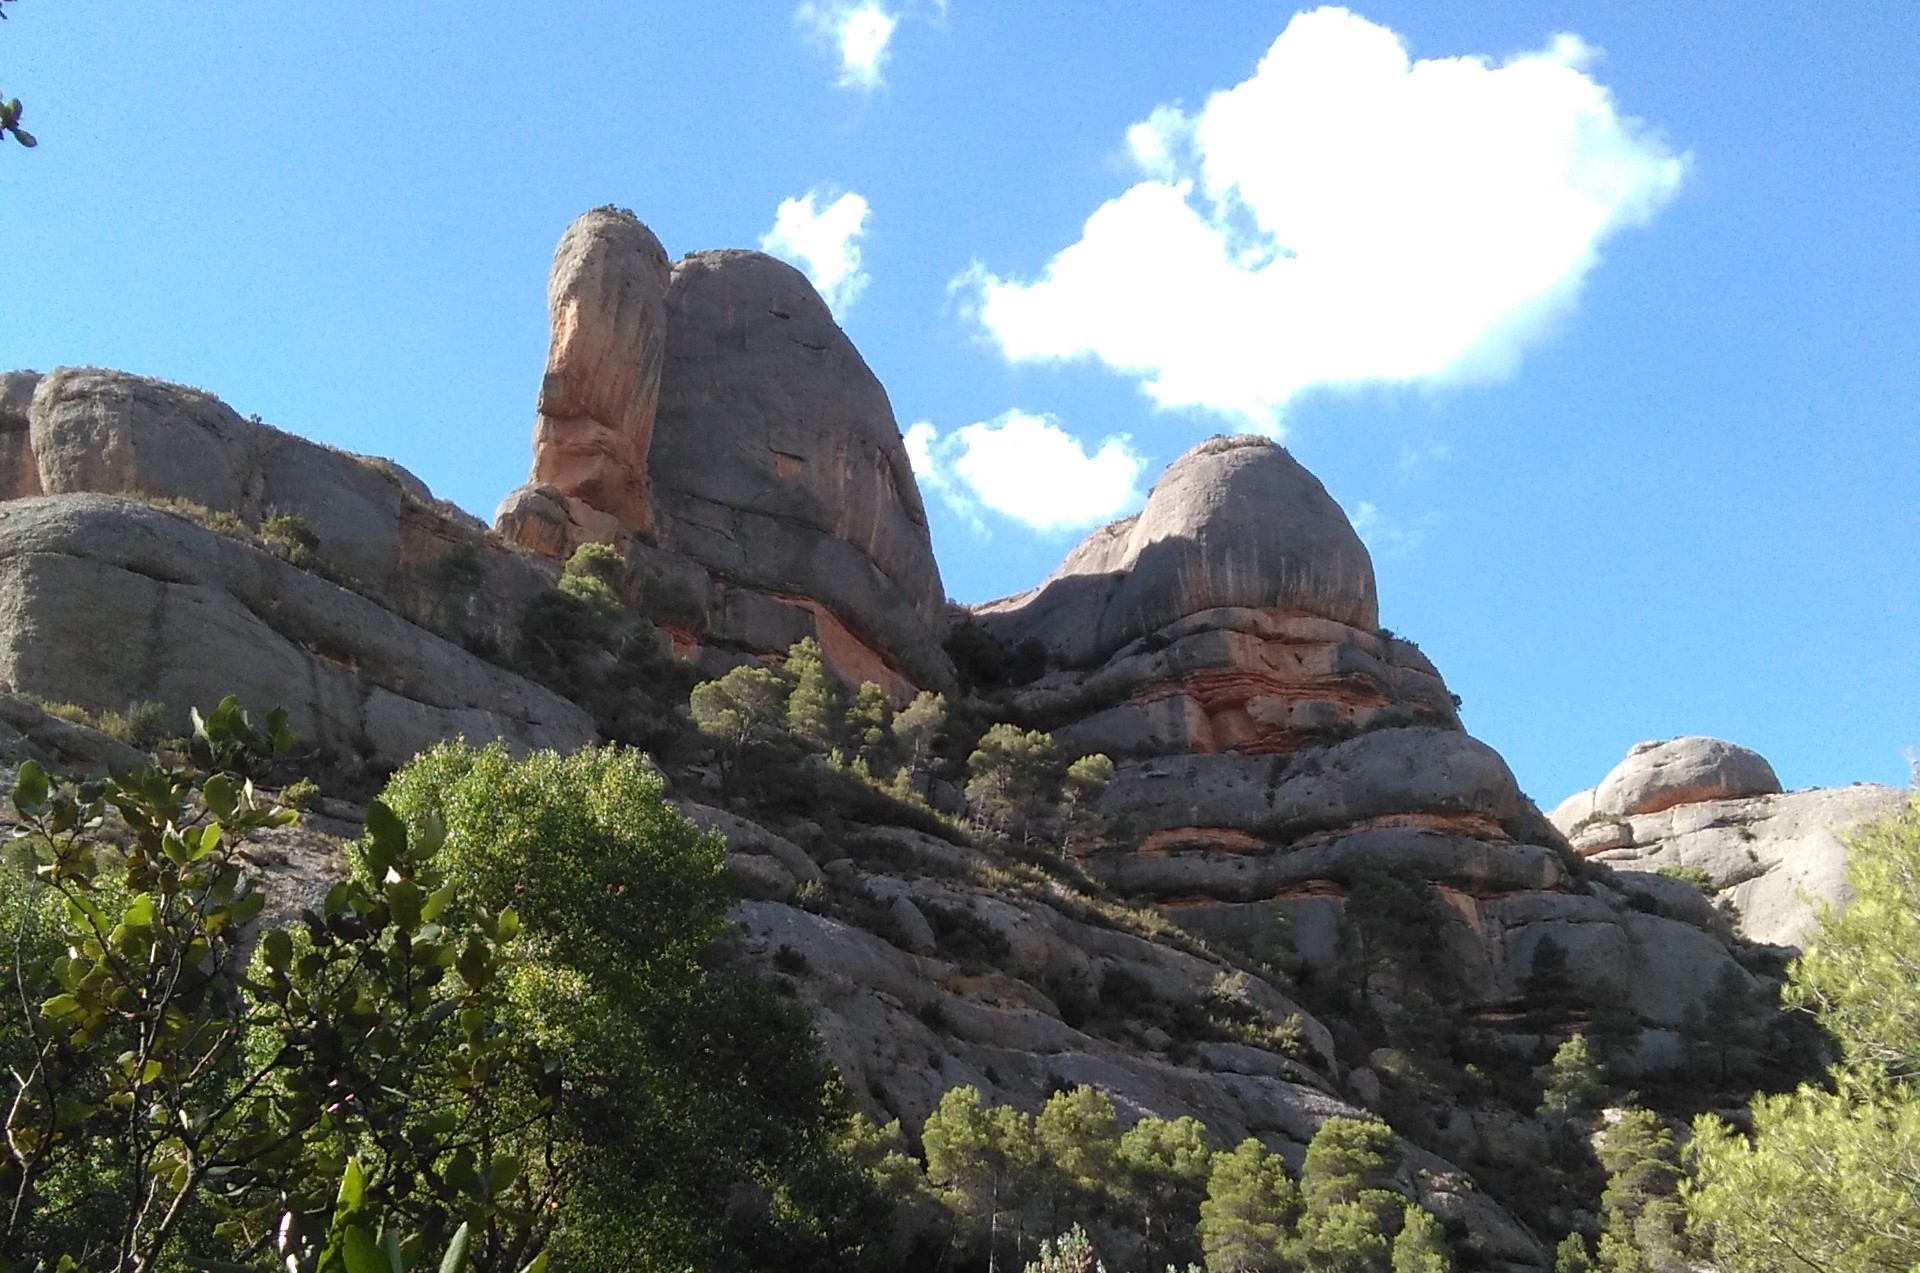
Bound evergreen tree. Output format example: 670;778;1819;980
1295;1118;1402;1273
1390;1206;1451;1273
891;689;947;796
688;664;790;792
1594;1108;1686;1273
1538;1034;1607;1121
1025;1224;1105;1273
784;636;845;748
1554;1233;1594;1273
1036;1085;1122;1199
1118;1115;1213;1269
1683;962;1764;1083
846;680;895;769
1058;752;1116;850
1198;1139;1297;1273
966;723;1062;844
1684;797;1920;1271
922;1086;1042;1264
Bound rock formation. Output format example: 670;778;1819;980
497;210;951;695
0;494;592;770
1552;738;1906;947
522;206;672;542
972;435;1758;1048
982;437;1456;758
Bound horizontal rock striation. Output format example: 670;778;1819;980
981;438;1452;758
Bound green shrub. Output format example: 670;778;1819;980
260;511;322;568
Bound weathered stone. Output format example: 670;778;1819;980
527;207;672;535
0;495;594;770
0;372;41;500
1102;727;1547;844
1555;736;1782;823
647;249;950;692
976;436;1378;668
1552;738;1905;947
674;800;824;886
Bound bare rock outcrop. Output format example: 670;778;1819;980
497;210;952;695
980;438;1453;758
525;206;672;537
980;435;1378;666
1552;739;1906;947
1553;736;1782;823
0;495;593;770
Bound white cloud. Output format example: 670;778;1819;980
906;411;1145;532
1347;499;1429;557
964;7;1687;429
761;189;871;314
797;1;900;90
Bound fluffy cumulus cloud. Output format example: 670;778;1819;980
905;412;1144;533
963;7;1688;429
761;190;871;314
797;1;900;90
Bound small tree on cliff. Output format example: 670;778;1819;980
690;663;791;792
785;636;846;748
891;690;947;795
965;723;1062;844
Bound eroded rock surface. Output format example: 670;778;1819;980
981;439;1454;759
498;211;952;695
0;495;593;770
526;206;672;536
1552;739;1905;947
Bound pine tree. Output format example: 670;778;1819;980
922;1086;1042;1265
1058;753;1115;850
846;680;895;769
688;664;790;792
1118;1115;1213;1268
1594;1108;1685;1273
1554;1233;1594;1273
1390;1206;1451;1273
1198;1139;1297;1273
1685;797;1920;1271
1294;1117;1401;1272
966;723;1062;844
783;636;844;747
1538;1034;1606;1121
891;689;947;796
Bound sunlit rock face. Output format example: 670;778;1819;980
645;248;951;694
979;436;1453;760
1553;738;1906;948
498;210;952;695
526;206;673;537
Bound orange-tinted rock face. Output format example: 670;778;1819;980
526;208;672;538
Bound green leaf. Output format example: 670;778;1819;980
364;800;407;869
486;1153;522;1195
203;773;237;820
261;927;293;972
13;759;48;813
437;1222;472;1273
341;1224;388;1273
518;1253;548;1273
336;1157;367;1211
380;1228;405;1273
420;879;459;923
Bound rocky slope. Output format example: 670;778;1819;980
2;204;1901;1270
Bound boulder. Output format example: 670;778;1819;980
0;495;594;770
647;248;950;690
976;435;1378;668
1554;736;1782;824
526;207;672;535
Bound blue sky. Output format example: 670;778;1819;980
6;1;1916;805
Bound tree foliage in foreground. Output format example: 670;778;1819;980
1684;796;1920;1272
0;718;887;1273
